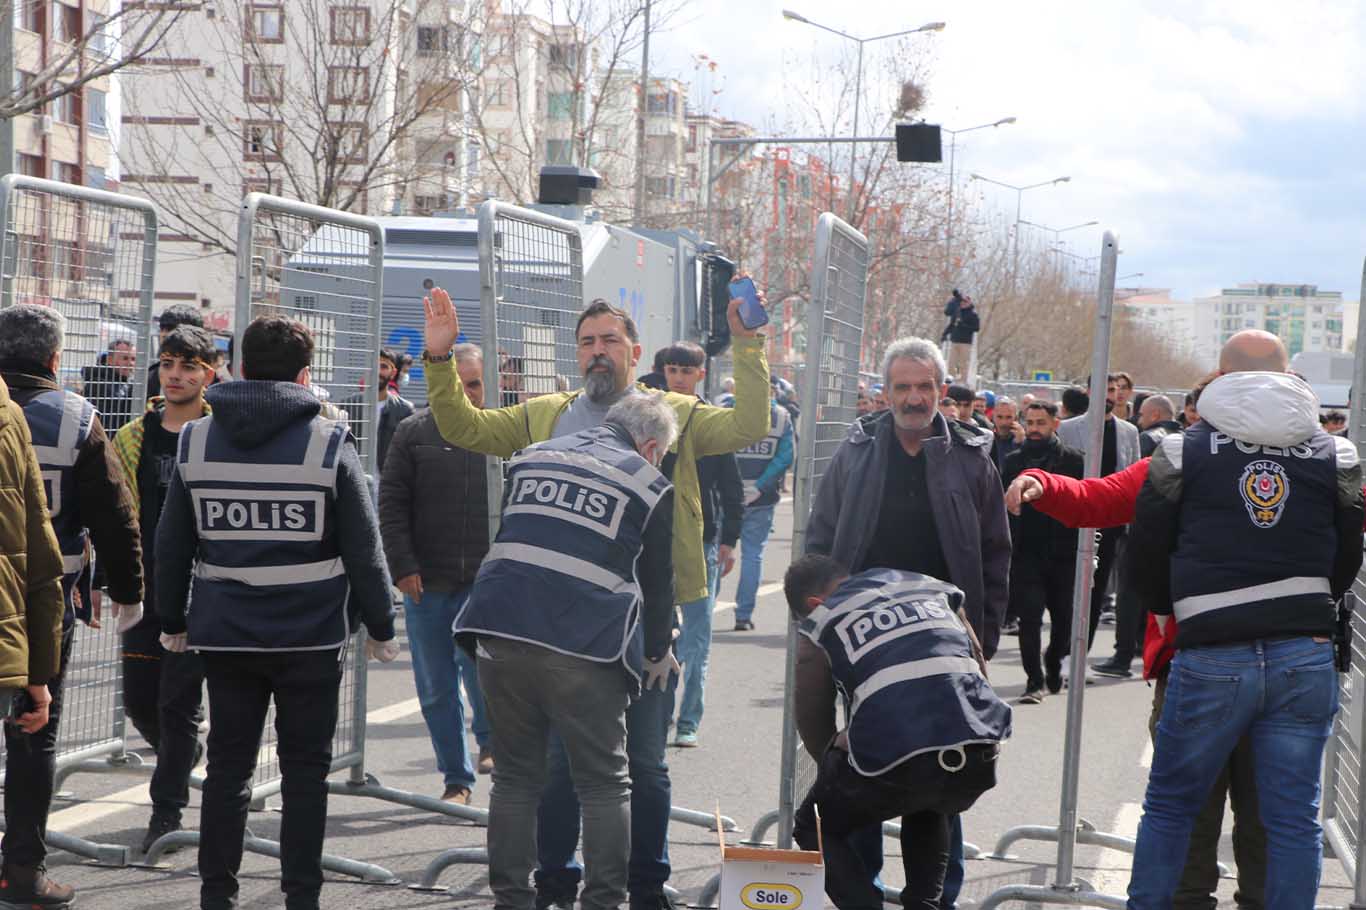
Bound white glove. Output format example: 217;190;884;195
111;601;144;634
642;652;681;692
366;637;400;662
159;632;188;653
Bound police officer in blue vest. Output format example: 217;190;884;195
729;383;793;631
456;392;678;910
1126;330;1365;909
784;555;1011;910
0;304;144;908
154;316;400;910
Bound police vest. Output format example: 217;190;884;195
176;414;351;652
456;424;671;679
1170;422;1339;643
24;389;95;608
800;569;1012;777
735;402;790;500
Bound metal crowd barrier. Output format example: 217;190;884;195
141;194;485;882
978;233;1128;910
0;174;160;865
1321;257;1366;907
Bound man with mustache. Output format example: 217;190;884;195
1000;401;1084;703
803;336;1010;909
422;287;770;910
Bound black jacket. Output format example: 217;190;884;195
699;453;743;548
944;304;981;344
0;365;143;607
379;408;490;591
81;364;135;432
1002;436;1084;561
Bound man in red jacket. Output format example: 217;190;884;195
1005;450;1267;910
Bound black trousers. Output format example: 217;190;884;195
1109;552;1146;667
1011;557;1076;691
151;650;205;817
793;744;997;910
1;625;74;868
123;613;164;748
1087;528;1125;648
200;650;341;910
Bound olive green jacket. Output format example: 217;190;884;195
426;337;771;602
0;375;64;687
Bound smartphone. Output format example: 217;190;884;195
728;277;769;330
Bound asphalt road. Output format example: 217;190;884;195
41;498;1357;908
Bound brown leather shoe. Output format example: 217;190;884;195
0;863;76;906
477;746;494;776
441;785;472;805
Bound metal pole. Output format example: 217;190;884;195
0;8;13;176
633;0;651;225
944;131;956;293
1012;190;1023;293
847;38;863;220
1054;231;1118;887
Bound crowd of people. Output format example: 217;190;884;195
0;274;1359;910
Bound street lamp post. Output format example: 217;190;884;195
969;172;1071;290
941;117;1016;294
782;10;944;219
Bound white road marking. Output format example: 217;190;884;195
713;582;783;614
1141;739;1154;768
1090;801;1142;896
50;696;425;832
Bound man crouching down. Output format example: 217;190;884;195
785;556;1012;910
455;392;678;910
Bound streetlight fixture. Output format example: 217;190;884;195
782;10;945;217
969;173;1071;287
940;117;1017;292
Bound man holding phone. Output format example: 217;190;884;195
422;283;771;910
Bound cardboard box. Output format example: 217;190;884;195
715;807;824;910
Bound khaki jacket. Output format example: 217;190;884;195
426;337;770;602
0;375;64;686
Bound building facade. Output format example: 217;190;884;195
1192;282;1345;362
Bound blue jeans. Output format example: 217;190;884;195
536;668;680;902
676;540;720;735
735;504;776;622
405;589;489;790
1128;637;1337;910
852;815;964;909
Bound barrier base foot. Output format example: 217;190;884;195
671;805;736;832
413;847;489;890
698;872;722;909
985;823;1230;877
142;828;400;884
330;774;489;824
742;809;780;847
44;830;127;867
977;882;1126;910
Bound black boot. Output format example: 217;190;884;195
0;863;76;907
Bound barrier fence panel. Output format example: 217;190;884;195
0;174;159;866
143;195;479;882
1323;255;1366;904
978;233;1128;910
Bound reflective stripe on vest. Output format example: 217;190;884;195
735;403;789;498
178;413;350;651
801;568;1012;777
1174;576;1331;622
22;389;94;583
457;424;671;675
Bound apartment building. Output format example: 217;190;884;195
1193;282;1345;362
10;0;115;188
117;0;463;327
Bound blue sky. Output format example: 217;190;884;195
651;0;1366;302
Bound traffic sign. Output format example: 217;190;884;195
1032;370;1054;382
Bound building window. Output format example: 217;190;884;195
243;121;283;160
17;153;42;177
548;43;579;67
545;139;572;165
86;88;107;132
53;84;78;124
647;92;676;115
645;175;675;198
54;161;80;185
327;66;370;103
488;81;508;106
245;64;285;102
547;92;573;120
414;194;450;213
51;1;79;43
246;4;283;43
333;123;366;164
86;165;107;189
686;125;696;151
330;6;370;45
417;25;448;56
243;177;283;196
15;1;42;33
